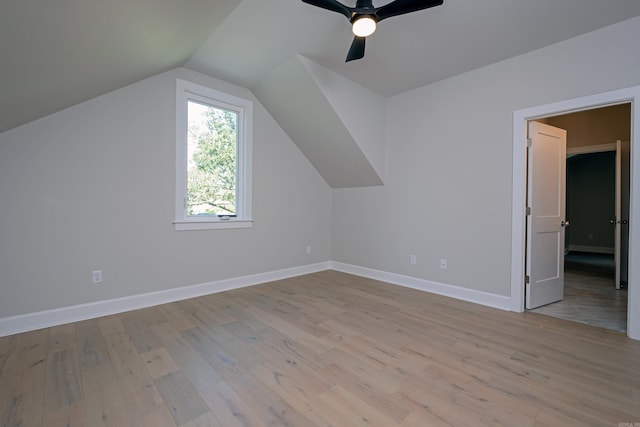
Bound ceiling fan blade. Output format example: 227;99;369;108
301;0;351;19
354;0;375;10
346;36;366;62
376;0;443;21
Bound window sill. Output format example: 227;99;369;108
173;219;253;231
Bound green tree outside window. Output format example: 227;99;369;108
187;101;238;216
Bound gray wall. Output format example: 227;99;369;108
545;103;631;149
0;68;332;318
331;16;640;297
2;16;640;320
566;152;616;251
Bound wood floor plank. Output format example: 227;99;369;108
0;329;48;427
157;304;196;333
197;380;268;427
141;348;180;380
121;315;164;354
186;298;238;328
153;371;209;425
161;336;223;392
396;377;487;426
1;271;639;426
241;303;334;355
250;361;337;426
41;401;86;427
132;403;177;427
100;324;165;415
76;319;131;427
223;318;329;374
179;326;252;381
318;362;410;422
252;358;332;402
43;329;83;413
263;399;321;427
321;347;402;394
530;267;627;333
222;371;283;420
150;321;182;342
179;411;223;427
318;385;400;427
48;323;77;354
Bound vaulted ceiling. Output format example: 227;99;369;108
3;0;640;134
2;0;640;185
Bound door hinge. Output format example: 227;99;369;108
526;138;532;148
526;206;531;215
525;275;530;284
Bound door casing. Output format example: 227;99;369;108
511;85;640;340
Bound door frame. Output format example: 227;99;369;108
566;142;624;288
510;85;640;340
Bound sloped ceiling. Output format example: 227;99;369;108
2;0;640;187
186;0;640;96
252;55;385;188
0;0;241;133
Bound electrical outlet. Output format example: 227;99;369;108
439;259;447;269
588;233;594;240
306;246;311;255
92;270;103;284
410;255;416;265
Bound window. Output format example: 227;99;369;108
175;79;252;230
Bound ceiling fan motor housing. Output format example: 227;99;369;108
302;0;445;61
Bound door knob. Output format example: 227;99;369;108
561;220;570;227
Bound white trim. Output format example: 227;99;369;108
0;262;330;338
173;219;253;231
331;262;511;311
511;85;640;340
567;143;616;155
567;245;614;254
0;260;518;337
175;78;253;231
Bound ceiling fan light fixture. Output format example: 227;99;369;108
302;0;445;61
351;15;376;37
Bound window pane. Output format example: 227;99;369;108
186;100;237;217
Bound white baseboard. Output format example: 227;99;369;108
0;260;514;338
568;245;614;254
330;261;512;311
0;262;331;337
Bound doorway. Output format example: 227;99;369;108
527;113;630;332
510;85;640;340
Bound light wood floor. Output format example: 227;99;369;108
530;254;628;333
529;269;628;333
1;270;639;426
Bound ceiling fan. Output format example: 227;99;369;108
302;0;444;62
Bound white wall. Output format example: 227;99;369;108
3;16;640;330
332;17;640;297
0;68;332;318
300;56;387;183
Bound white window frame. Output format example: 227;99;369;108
174;79;253;231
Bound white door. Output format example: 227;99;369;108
526;121;567;309
615;140;622;289
621;140;631;288
613;139;631;289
